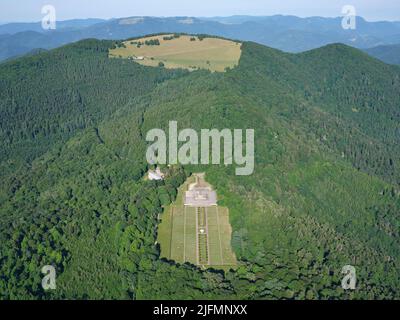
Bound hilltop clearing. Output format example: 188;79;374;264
109;34;242;72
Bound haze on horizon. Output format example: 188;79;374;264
0;0;399;23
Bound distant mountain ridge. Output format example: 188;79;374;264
0;18;106;34
1;15;400;62
364;43;400;65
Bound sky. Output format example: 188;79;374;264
0;0;399;23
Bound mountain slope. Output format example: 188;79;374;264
0;37;399;299
0;39;186;167
365;44;400;65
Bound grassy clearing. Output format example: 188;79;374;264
215;207;237;265
157;175;237;269
109;34;242;72
184;207;197;264
206;207;223;265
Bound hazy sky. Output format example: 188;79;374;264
1;0;399;23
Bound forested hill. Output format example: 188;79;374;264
0;39;187;166
231;42;400;184
0;37;399;299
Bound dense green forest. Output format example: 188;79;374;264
0;39;185;165
0;37;399;299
